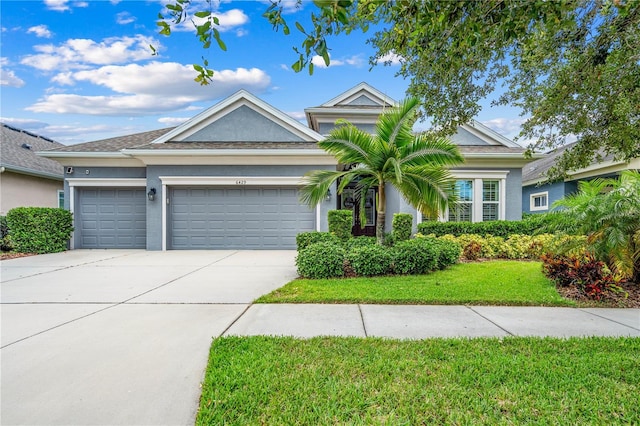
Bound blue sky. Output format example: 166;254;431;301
1;0;526;145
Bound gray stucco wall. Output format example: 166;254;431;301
318;122;376;135
145;164;335;250
63;166;146;210
183;105;306;142
450;127;491;146
522;181;566;214
344;95;380;106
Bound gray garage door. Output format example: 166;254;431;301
169;186;315;249
76;188;146;249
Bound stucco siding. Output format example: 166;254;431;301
0;171;63;215
318;122;376;135
183;105;306;142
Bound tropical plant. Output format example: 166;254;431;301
299;97;463;245
550;170;640;284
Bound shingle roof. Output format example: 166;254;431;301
49;127;175;152
458;145;526;155
0;124;65;178
522;142;615;182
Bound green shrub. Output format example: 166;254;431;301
296;231;340;251
346;245;393;276
343;236;377;251
433;239;462;269
417;217;551;238
6;207;73;254
328;209;352;241
0;215;11;251
393;238;439;275
392;213;413;242
296;242;345;279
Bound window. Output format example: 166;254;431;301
530;192;548;211
449;180;473;222
442;174;506;223
58;190;65;209
482;180;500;221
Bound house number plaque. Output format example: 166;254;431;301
235;180;247;185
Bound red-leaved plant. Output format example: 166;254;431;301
541;253;624;300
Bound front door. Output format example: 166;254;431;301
338;186;377;237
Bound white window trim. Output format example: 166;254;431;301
66;178;147;250
441;171;509;222
158;176;317;251
530;191;549;212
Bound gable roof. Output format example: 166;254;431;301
152;90;323;144
319;82;397;108
0;124;65;179
522;142;639;185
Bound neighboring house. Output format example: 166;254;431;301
522;142;640;214
0;124;65;215
41;83;535;250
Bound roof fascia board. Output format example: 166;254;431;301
462;121;521;148
151;90;323;144
37;151;130;159
0;165;63;181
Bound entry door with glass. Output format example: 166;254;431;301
339;187;377;236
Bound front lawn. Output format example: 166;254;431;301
257;260;573;306
197;336;640;425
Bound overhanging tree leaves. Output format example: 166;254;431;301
299;97;464;245
158;0;640;179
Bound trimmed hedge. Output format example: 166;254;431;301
296;231;340;251
0;215;11;251
6;207;73;253
346;245;393;276
392;238;440;275
296;242;345;279
416;215;553;238
328;209;352;241
392;213;413;243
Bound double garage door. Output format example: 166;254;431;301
169;186;314;249
76;186;314;249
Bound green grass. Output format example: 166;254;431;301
197;336;640;425
257;260;573;306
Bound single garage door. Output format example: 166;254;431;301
76;188;146;248
169;186;315;249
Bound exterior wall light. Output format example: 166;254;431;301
326;189;332;201
147;188;157;201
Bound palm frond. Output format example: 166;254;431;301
299;170;346;206
399;135;464;168
320;125;378;165
375;97;420;149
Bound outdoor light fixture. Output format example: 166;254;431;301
147;188;156;201
326;189;332;201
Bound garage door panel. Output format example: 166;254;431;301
169;186;314;249
77;188;146;249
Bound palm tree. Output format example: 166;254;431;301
551;170;640;284
300;97;464;245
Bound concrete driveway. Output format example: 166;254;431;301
0;250;298;426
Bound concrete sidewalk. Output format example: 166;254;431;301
1;250;639;426
225;303;640;339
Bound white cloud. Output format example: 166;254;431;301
27;62;271;115
259;0;301;14
279;64;289;71
43;0;87;12
481;117;526;136
158;117;190;126
377;52;402;66
116;12;136;25
311;54;364;69
27;25;53;38
286;111;306;121
0;58;25;87
44;0;70;11
0;118;48;130
21;35;159;71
